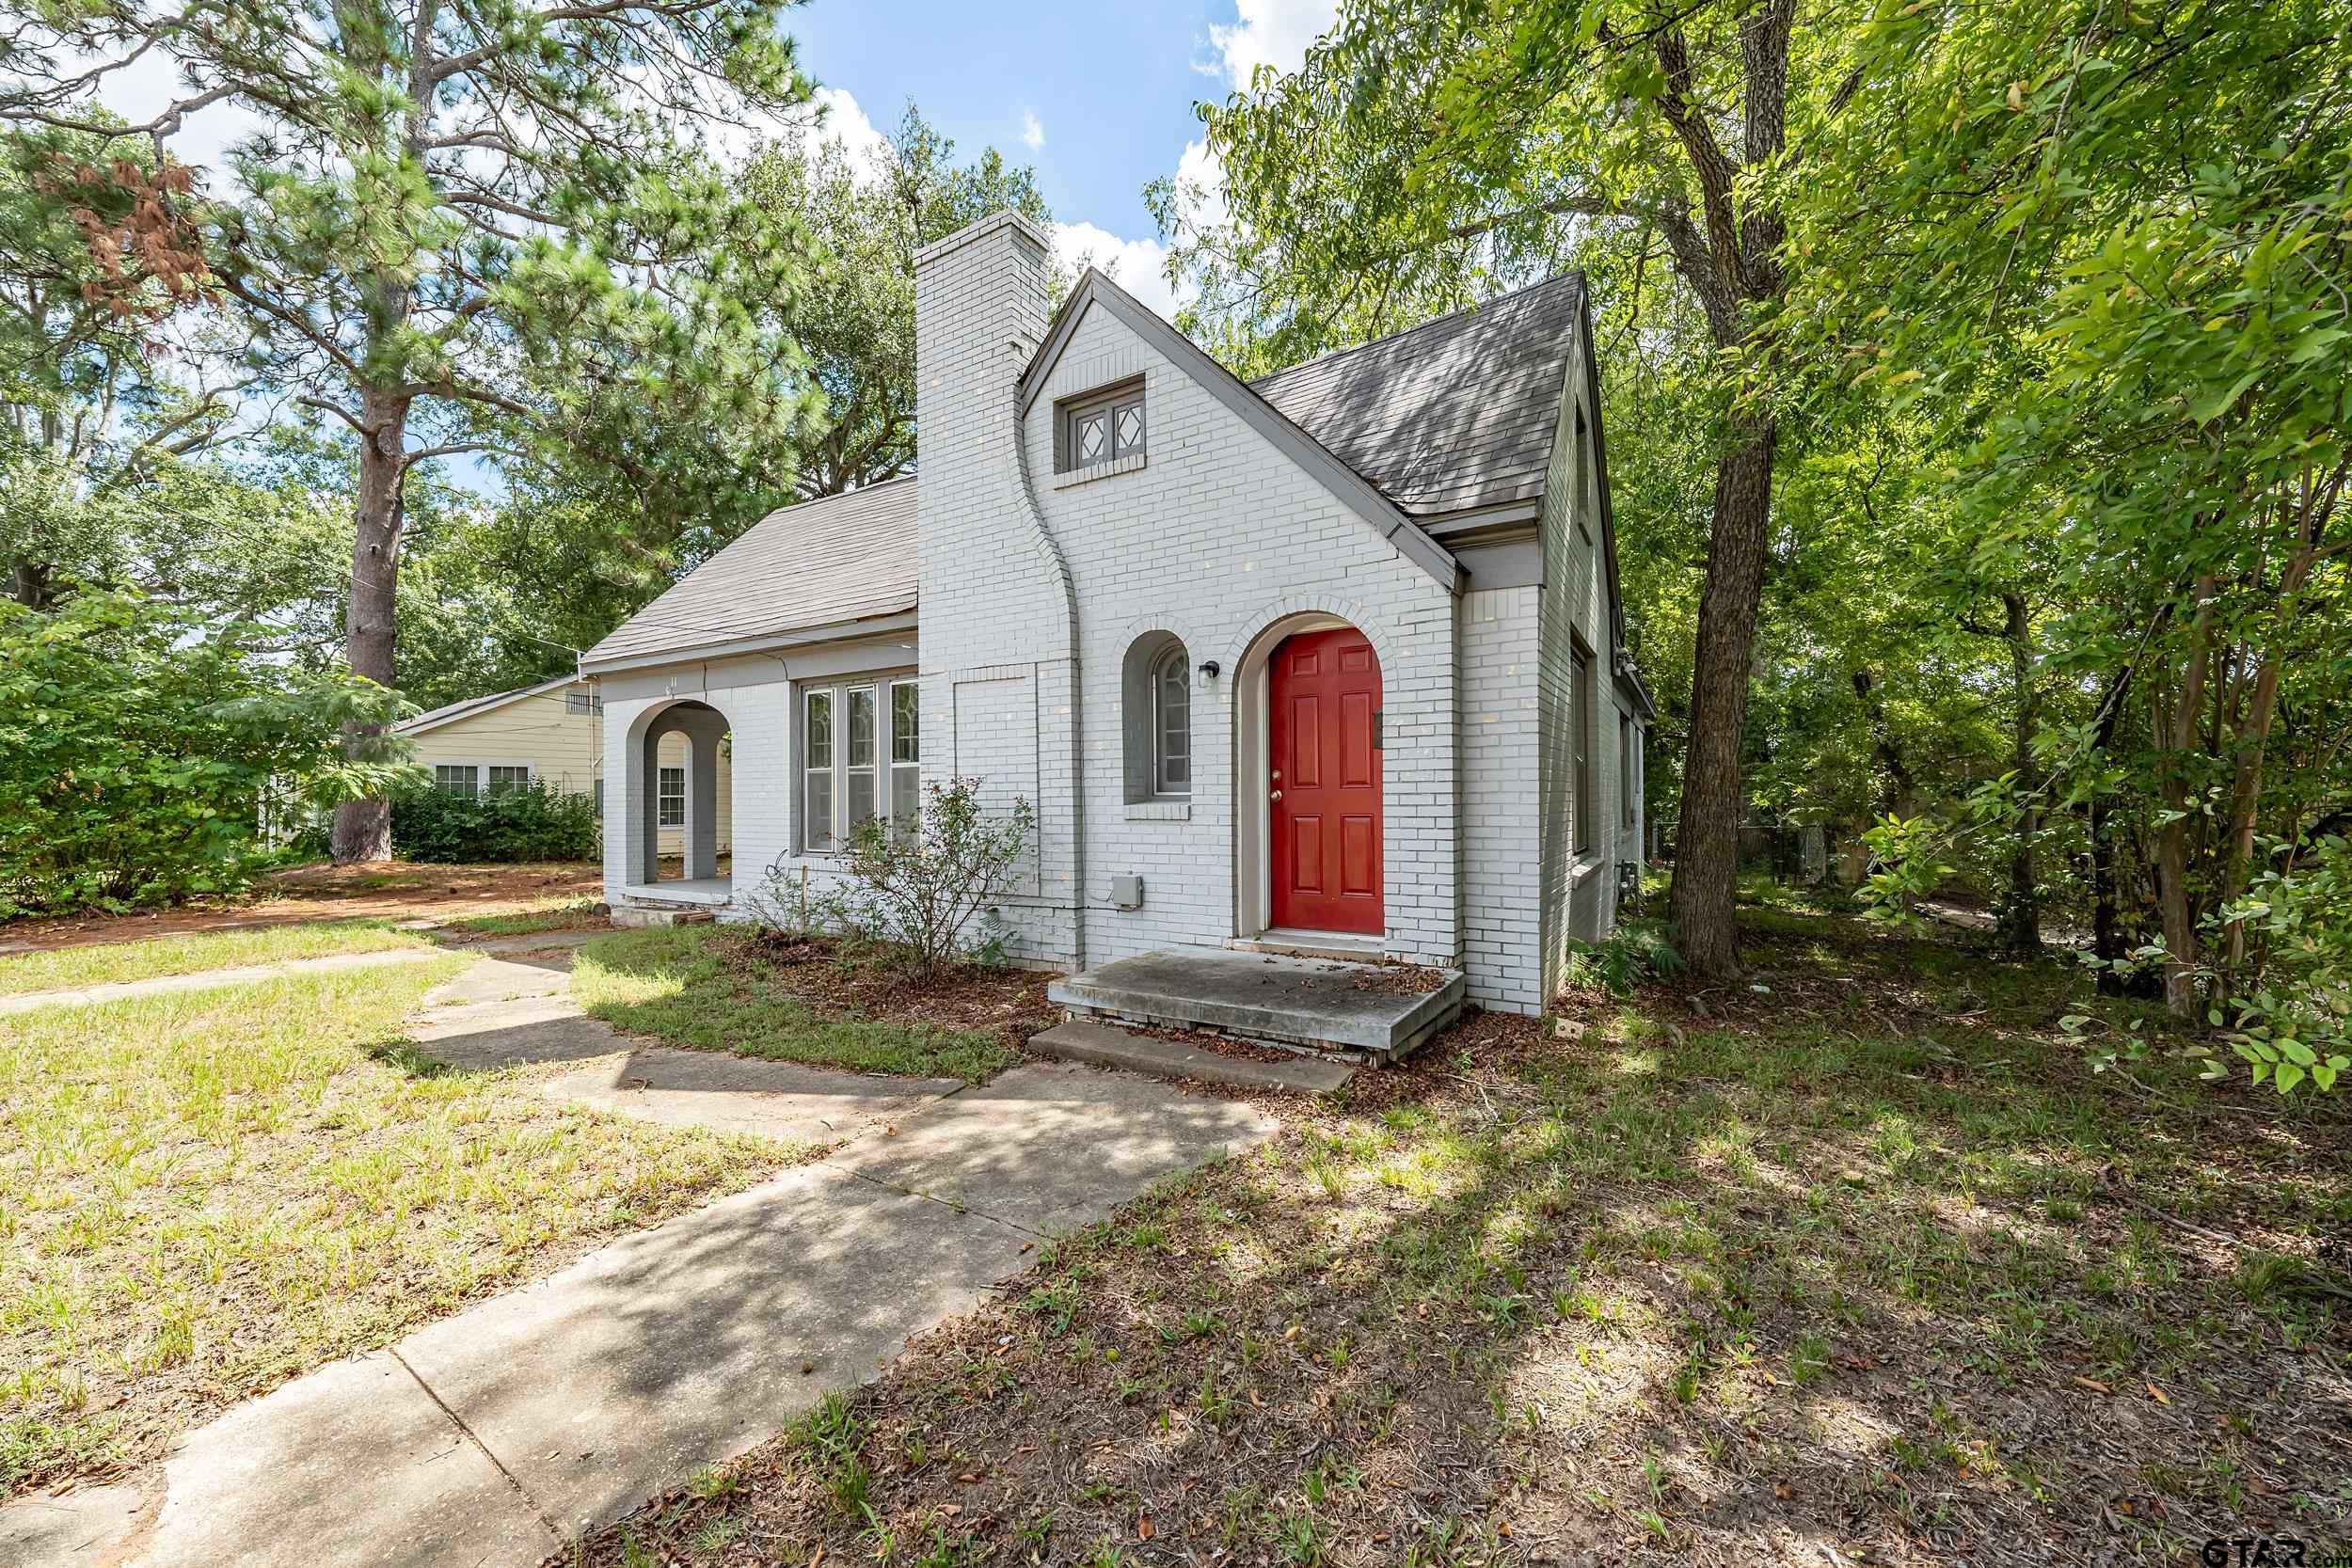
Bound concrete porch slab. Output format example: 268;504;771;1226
1028;1020;1359;1096
618;878;731;906
1048;946;1465;1062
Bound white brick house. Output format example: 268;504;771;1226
580;211;1651;1015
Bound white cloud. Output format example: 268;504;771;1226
73;45;271;186
806;87;890;169
1197;0;1337;93
1052;221;1184;321
1019;109;1045;152
1169;136;1229;235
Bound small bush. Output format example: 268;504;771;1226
750;777;1033;980
389;779;598;863
1565;918;1688;997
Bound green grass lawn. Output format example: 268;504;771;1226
0;958;787;1495
437;900;608;938
576;909;2352;1568
0;920;430;997
573;927;1025;1082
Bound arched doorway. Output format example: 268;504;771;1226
628;699;732;897
1234;613;1385;942
1267;627;1383;934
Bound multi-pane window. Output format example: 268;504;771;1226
890;682;921;828
657;766;686;828
1061;383;1145;472
564;689;602;716
487;765;531;794
1572;651;1596;855
434;763;479;795
1619;715;1637;831
804;676;919;851
1152;645;1190;795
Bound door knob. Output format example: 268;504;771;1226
1270;789;1283;801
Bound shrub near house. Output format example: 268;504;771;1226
389;777;599;863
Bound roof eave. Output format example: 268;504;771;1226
577;610;919;677
392;673;580;736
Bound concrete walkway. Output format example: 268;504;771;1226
0;946;447;1017
2;946;1276;1568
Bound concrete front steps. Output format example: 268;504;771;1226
1028;1019;1359;1096
1046;946;1465;1066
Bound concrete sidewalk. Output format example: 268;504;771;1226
2;951;1276;1568
0;946;446;1016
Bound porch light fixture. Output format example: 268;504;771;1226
1198;659;1219;681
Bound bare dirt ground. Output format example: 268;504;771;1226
0;861;604;955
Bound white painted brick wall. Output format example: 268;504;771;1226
914;214;1083;967
1458;587;1542;1011
1024;290;1461;972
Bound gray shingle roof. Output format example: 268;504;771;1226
580;477;918;670
1251;273;1583;518
581;278;1587;669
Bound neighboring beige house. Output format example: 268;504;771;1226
394;675;731;858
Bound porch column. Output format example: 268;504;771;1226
636;722;665;885
686;727;721;880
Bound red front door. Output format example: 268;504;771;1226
1269;628;1384;934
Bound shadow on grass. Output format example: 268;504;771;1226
569;906;2352;1568
570;926;1024;1083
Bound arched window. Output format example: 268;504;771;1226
1152;643;1190;796
1121;632;1191;803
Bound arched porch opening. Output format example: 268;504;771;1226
625;698;734;901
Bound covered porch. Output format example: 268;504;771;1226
616;698;735;913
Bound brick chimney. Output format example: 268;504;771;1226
912;210;1082;965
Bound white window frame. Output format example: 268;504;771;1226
657;765;686;829
803;673;919;853
1150;643;1191;797
889;679;921;833
485;763;532;795
1572;646;1596;856
434;763;481;796
1619;713;1637;831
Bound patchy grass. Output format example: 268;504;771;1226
436;899;608;938
573;927;1036;1083
0;920;426;996
0;958;786;1495
576;908;2351;1568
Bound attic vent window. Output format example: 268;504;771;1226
1057;379;1145;474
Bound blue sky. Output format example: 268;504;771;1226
89;0;1336;318
781;0;1336;315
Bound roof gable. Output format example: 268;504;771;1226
1017;272;1459;593
395;673;580;736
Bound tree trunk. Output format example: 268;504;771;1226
2217;511;2323;984
1667;416;1776;977
2085;658;2135;994
2151;574;2217;1016
1994;591;2042;956
329;384;413;863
